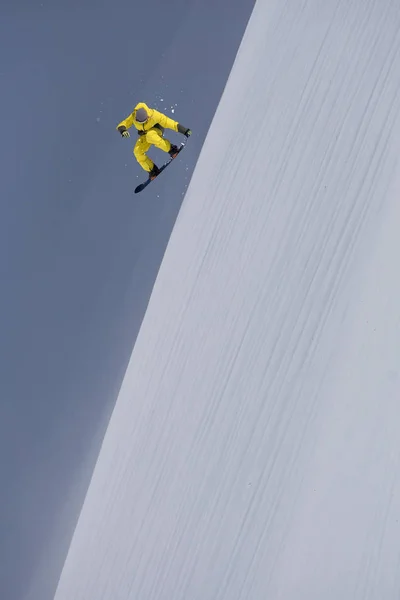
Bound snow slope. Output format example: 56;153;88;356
54;1;400;598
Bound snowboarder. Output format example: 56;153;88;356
116;102;192;179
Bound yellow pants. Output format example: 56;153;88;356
133;127;172;172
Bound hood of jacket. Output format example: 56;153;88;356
133;102;154;129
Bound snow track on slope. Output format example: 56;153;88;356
55;1;400;598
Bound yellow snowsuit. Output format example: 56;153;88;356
116;102;180;172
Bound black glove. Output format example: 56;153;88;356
118;125;130;138
177;123;192;138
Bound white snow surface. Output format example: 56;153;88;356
55;1;400;598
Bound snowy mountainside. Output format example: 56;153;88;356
54;1;400;598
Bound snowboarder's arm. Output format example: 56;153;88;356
153;110;192;137
116;113;134;135
152;109;179;131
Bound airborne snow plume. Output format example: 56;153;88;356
54;0;400;598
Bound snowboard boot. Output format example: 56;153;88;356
149;164;160;179
168;144;180;158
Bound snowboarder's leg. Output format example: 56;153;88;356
133;136;155;172
146;128;174;154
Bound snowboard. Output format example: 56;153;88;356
134;142;185;194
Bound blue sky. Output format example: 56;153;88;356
0;2;254;598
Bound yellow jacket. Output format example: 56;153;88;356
116;102;180;134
